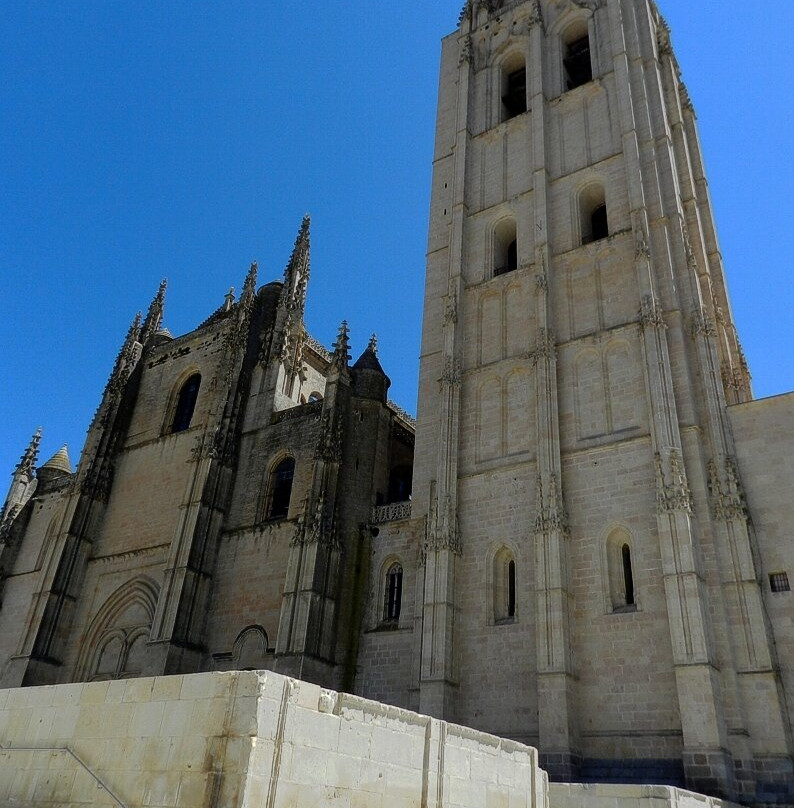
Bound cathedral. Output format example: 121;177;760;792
1;1;792;805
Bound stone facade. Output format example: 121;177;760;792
0;1;793;807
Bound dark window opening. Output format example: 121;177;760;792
565;35;593;90
507;559;516;618
171;373;201;433
622;544;635;606
770;572;790;593
268;458;295;520
384;563;403;622
388;466;413;504
590;204;609;242
502;67;527;119
495;239;518;277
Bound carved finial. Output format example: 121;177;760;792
140;278;167;343
15;428;42;476
368;333;378;355
224;287;235;311
332;320;351;366
283;215;311;312
240;262;258;306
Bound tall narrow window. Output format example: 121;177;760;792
267;457;295;520
502;66;527;120
384;563;403;622
622;544;635;607
564;34;593;90
171;373;201;433
493;547;517;623
606;528;637;612
493;218;518;277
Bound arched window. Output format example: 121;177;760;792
564;26;593;90
384;562;403;623
308;392;323;403
493;547;517;623
494;218;518;276
266;457;295;520
579;184;608;245
605;528;637;612
171;373;201;433
501;54;527;121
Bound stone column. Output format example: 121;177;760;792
526;6;578;779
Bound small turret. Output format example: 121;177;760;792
352;334;391;402
37;446;73;489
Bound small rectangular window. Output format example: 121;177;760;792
770;572;790;593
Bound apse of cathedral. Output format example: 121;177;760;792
1;1;792;805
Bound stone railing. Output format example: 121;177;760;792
371;501;412;524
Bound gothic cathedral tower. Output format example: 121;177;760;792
411;0;792;801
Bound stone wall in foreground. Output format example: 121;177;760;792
0;669;548;807
551;783;737;808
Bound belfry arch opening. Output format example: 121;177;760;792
563;22;593;90
501;53;527;121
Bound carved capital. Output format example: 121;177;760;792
458;34;472;66
691;308;717;339
444;292;458;325
423;494;462;562
527;0;544;30
440;356;462;387
639;295;666;331
291;494;339;549
530;328;556;365
655;450;693;515
708;457;748;523
534;474;570;537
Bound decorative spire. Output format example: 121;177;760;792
367;334;378;355
224;287;235;311
240;262;258;309
332;320;351;367
104;311;142;402
140;279;167;344
283;215;311;311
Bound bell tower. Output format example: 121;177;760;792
412;0;790;801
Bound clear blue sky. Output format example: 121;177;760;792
1;1;792;480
